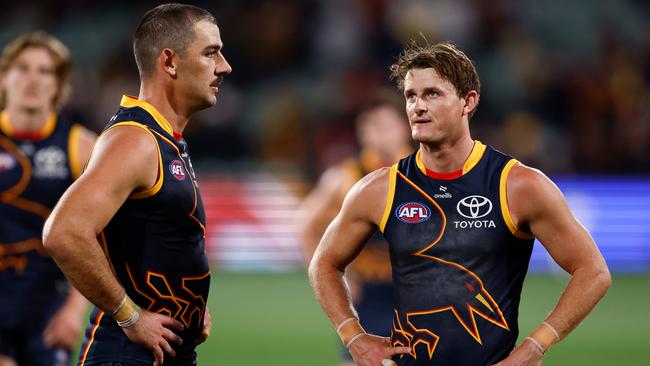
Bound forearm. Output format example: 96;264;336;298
543;264;611;339
44;230;125;313
308;256;357;326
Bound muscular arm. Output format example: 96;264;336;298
43;126;158;312
498;164;611;364
308;168;409;365
41;126;97;350
298;166;345;264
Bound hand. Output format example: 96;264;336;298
43;302;85;350
196;308;211;345
121;309;184;366
348;334;411;366
492;339;544;366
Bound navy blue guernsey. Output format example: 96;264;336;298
0;112;83;322
380;141;535;366
80;96;209;366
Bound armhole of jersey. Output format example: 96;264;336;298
500;159;535;240
379;164;398;233
100;121;163;200
68;124;83;179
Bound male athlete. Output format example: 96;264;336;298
300;90;412;366
309;42;611;366
43;4;231;366
0;32;95;366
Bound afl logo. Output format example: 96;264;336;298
169;160;186;180
456;195;492;219
396;202;431;224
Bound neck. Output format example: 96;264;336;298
3;106;51;131
138;82;189;134
419;135;475;173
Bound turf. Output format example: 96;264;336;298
198;271;650;366
74;272;650;365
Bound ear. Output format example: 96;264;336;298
462;90;479;117
160;48;178;77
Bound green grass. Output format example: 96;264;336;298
197;271;650;366
73;272;649;365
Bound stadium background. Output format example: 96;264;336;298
2;0;649;364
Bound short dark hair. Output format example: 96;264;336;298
390;41;481;118
133;3;216;78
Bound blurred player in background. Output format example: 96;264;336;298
0;32;95;366
43;4;231;366
309;42;611;366
300;90;412;366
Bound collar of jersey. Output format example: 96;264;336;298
0;110;57;140
120;95;175;137
416;140;487;180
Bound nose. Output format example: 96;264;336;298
413;96;427;114
216;54;232;76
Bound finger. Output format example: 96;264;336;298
152;345;164;366
160;316;185;332
382;359;398;366
385;346;412;357
162;328;183;346
160;339;176;358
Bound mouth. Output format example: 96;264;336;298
412;118;432;124
210;77;224;93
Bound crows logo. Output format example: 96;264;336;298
391;170;509;360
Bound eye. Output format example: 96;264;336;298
427;91;438;98
405;93;416;102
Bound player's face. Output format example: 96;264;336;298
358;105;410;154
177;20;232;112
403;68;466;144
1;47;59;112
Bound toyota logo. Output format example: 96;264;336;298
456;195;493;219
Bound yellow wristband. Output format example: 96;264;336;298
336;317;366;347
111;295;138;323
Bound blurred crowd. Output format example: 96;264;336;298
1;0;648;177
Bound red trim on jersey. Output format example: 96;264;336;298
173;132;183;141
7;130;45;141
424;168;463;180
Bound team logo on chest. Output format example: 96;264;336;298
454;195;496;229
396;202;431;224
169;160;186;180
33;146;67;179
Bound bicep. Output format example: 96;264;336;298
52;127;158;235
512;167;602;274
312;168;388;271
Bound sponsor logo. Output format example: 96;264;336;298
456;195;492;219
169;160;186;180
396;202;431;224
454;195;495;229
33;146;67;179
0;152;15;172
439;186;447;192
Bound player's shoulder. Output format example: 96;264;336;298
507;162;566;220
507;162;554;196
345;166;392;204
